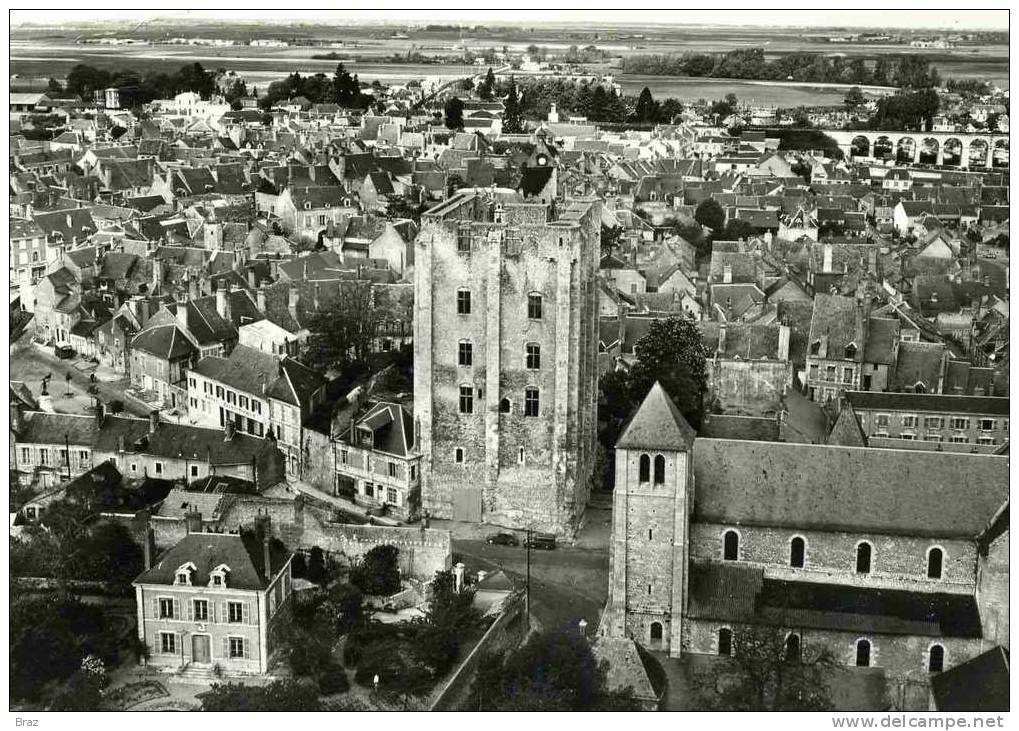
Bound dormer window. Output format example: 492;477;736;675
175;562;197;586
209;563;231;588
305;202;312;210
810;340;821;356
844;343;857;359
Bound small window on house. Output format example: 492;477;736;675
499;398;511;413
525;343;541;370
810;340;821;355
160;632;177;654
790;536;805;568
855;639;871;667
723;530;739;561
159;598;175;619
845;343;857;359
927;547;943;579
459;385;474;414
229;637;246;658
718;628;732;656
228;602;244;623
518;447;525;465
193;599;208;621
457;288;472;315
653;455;665;484
191;465;199;477
455;447;464;464
458;340;473;367
638;454;651;482
650;621;663;642
928;644;945;673
528;293;543;320
457;227;471;254
856;542;872;574
524;388;539;417
785;633;801;662
154;462;163;475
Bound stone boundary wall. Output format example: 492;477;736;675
429;591;528;711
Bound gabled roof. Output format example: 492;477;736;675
131;323;195;360
616;381;696;452
350;401;415;457
930;646;1010;712
693;439;1008;538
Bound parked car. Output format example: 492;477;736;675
486;531;520;547
524;532;557;550
54;343;75;359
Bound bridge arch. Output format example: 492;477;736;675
992;139;1009;168
918;137;939;165
896;137;916;163
942;138;963;166
968;138;989;168
850;135;870;158
873;136;894;159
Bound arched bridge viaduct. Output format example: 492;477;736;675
821;129;1009;169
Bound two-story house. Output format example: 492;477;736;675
334;400;421;519
805;293;867;403
133;530;293;676
276;185;356;245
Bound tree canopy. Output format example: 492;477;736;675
200;680;322;711
469;629;640;710
444;96;465;130
694;198;726;234
693;625;836;711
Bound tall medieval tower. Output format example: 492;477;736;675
602;382;695;657
413;189;600;536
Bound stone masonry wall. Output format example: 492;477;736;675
690;523;977;594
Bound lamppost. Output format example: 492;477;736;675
578;618;588;640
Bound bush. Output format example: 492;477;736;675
349;544;401;596
291;552;307;579
306;546;326;584
108;399;124;414
200;680;321;711
317;663;350;695
288;636;333;678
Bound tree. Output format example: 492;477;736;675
76;521;144;586
633;86;658;124
478;67;496;101
694;198;726;235
721;219;755;242
693;626;836;711
502;78;524;134
47;77;64;94
444;96;465;130
627;316;709;431
658;97;684;123
469;629;640;710
600;225;623;256
304;280;378;372
414;569;477;674
306;546;326;584
200;680;322;711
349;544;401;596
843;86;865;109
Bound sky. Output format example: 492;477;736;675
9;8;1010;31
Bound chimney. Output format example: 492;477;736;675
66;213;73;229
822;242;833;274
718;322;727;355
722;264;733;284
148;410;159;435
175;302;189;332
777;324;791;361
263;522;273;580
184;509;203;535
256;287;267;312
94;400;106;428
246;268;256;290
216;281;230;321
288;285;299;322
143;524;155;570
188;276;199;302
118;434;126;453
152;258;163;293
224;418;236;441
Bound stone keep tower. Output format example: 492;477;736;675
414;189;601;536
602;382;695;657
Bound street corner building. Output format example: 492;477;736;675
413;188;602;536
601;380;1009;686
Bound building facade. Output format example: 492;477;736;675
414;189;600;535
133;531;293;676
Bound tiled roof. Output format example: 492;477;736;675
133;532;291;591
616;381;696;452
692;438;1008;537
131;323;195;360
846;390;1009;416
930;646;1010;712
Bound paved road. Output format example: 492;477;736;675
454;538;609;635
10;338;153;418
